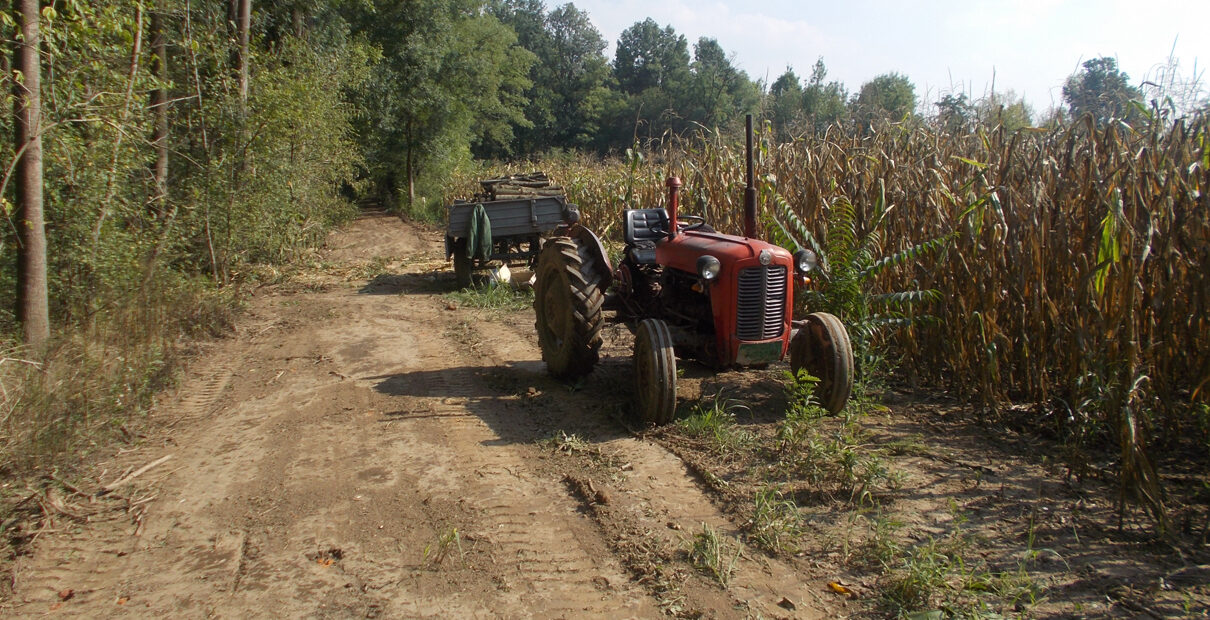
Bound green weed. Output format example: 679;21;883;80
748;487;805;554
880;537;958;614
424;526;464;567
687;523;740;587
776;370;895;501
445;281;534;313
676;392;754;454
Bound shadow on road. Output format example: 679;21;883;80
364;358;637;447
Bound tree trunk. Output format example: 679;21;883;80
237;0;250;104
150;9;168;210
406;119;415;208
143;9;178;287
12;0;49;346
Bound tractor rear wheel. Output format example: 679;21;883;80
790;312;854;415
634;318;677;426
534;237;604;379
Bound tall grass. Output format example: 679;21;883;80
0;276;237;478
449;109;1210;526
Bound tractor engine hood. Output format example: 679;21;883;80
654;230;793;275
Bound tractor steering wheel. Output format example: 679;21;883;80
677;214;708;231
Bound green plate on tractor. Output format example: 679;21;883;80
736;341;783;365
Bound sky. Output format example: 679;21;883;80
568;0;1210;115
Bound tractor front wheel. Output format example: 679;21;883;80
533;237;604;379
634;318;677;426
790;312;854;415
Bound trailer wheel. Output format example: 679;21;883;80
534;237;603;379
451;239;473;288
634;318;677;426
790;312;854;415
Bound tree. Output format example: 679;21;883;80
975;90;1033;131
685;37;756;128
1062;57;1142;125
934;93;972;133
613;18;689;95
802;58;848;132
609;18;691;144
349;0;533;209
768;68;802;138
236;0;251;105
12;0;49;346
494;1;612;153
545;4;613;147
149;9;168;208
855;72;917;121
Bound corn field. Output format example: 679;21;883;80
445;112;1210;494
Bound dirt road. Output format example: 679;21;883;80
6;212;839;618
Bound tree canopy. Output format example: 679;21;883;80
855;72;917;121
1062;57;1142;125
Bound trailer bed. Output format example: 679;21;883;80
445;195;575;239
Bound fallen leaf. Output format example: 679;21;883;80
58;588;74;601
116;597;129;605
828;581;856;598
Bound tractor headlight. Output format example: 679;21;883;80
794;249;818;274
696;255;721;280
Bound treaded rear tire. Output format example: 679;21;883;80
534;236;604;379
634;318;677;426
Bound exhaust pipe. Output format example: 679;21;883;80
744;114;756;239
666;176;682;238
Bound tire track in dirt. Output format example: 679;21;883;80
173;359;237;422
367;310;654;617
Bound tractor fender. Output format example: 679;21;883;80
557;223;613;290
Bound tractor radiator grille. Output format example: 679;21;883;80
736;266;787;340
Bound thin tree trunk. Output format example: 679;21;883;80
150;9;168;210
91;2;143;251
407;151;415;209
144;9;178;287
292;6;304;38
237;0;250;105
12;0;49;346
406;120;415;208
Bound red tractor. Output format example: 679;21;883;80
533;116;854;425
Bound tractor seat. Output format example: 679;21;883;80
624;208;669;244
624;208;668;264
